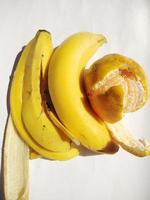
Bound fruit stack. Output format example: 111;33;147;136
3;30;150;200
9;30;150;160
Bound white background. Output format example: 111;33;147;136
1;0;150;199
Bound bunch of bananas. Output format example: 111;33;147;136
10;30;150;160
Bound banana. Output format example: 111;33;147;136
21;31;70;152
10;31;79;161
84;54;150;157
48;32;118;153
9;30;150;158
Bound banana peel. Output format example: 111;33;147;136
3;116;29;200
84;53;150;157
10;31;79;161
21;31;71;152
106;121;150;157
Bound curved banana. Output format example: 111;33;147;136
21;31;70;152
10;31;79;160
84;54;150;157
48;32;118;153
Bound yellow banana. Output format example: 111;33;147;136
10;31;79;160
84;53;150;157
21;31;70;152
48;32;118;153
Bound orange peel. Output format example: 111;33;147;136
84;54;148;123
84;53;150;157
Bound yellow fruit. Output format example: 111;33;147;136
3;116;29;200
48;32;118;153
10;31;79;161
84;54;148;123
107;121;150;157
84;53;150;157
21;30;70;152
46;110;80;146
